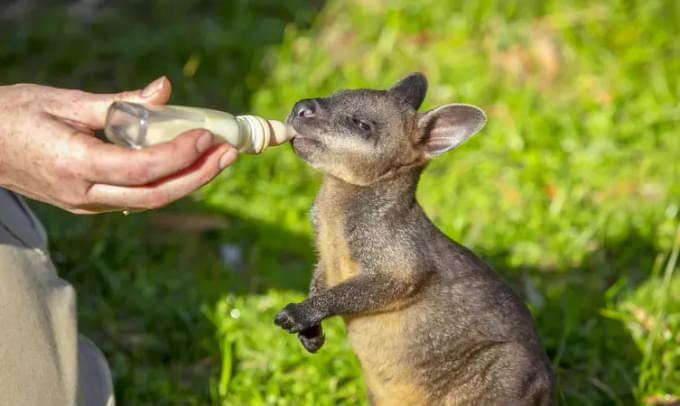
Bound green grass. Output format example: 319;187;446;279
2;0;679;404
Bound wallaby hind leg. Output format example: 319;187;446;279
444;342;554;406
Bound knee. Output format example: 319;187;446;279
77;335;115;406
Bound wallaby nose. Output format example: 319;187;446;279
293;99;317;118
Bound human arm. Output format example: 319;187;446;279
0;77;237;214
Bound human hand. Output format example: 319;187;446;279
0;77;237;214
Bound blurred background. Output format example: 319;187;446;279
1;0;678;404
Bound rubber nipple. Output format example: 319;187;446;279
267;120;298;146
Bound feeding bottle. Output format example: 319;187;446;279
104;102;296;153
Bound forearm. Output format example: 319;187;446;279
275;269;428;336
312;274;413;318
304;271;425;321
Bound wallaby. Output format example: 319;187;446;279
274;73;555;405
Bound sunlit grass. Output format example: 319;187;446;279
204;0;679;404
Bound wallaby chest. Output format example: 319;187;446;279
312;195;362;287
313;184;427;405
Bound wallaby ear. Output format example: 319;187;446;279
418;104;486;156
388;73;428;110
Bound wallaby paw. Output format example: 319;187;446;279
274;303;314;333
298;325;325;353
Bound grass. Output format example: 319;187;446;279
1;0;679;404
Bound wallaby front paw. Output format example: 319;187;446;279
274;303;316;333
298;324;325;353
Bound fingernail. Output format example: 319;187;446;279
195;131;213;153
219;147;238;169
141;76;165;98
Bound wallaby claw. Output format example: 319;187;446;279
298;325;325;353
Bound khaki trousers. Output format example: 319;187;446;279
0;188;114;406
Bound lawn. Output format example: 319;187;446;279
1;0;678;405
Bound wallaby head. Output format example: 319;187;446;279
286;73;487;185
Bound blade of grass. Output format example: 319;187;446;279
638;223;680;396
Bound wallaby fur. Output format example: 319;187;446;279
274;73;555;405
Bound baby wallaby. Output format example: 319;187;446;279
274;73;555;405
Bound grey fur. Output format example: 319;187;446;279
274;73;555;405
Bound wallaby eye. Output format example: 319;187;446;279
351;117;373;133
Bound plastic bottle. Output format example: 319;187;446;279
104;102;296;153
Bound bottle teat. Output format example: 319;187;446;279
267;120;297;145
235;115;297;154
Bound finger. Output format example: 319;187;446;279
81;128;219;186
43;76;172;129
85;143;237;210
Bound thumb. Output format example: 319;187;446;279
109;75;172;105
88;76;173;128
48;76;172;129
